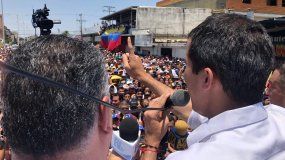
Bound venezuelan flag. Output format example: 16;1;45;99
107;33;121;51
100;33;109;49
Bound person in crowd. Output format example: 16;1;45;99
123;14;285;159
123;93;131;103
111;93;121;107
141;99;150;108
117;86;125;101
1;35;112;160
267;60;285;107
119;100;130;111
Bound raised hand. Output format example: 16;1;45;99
122;37;146;79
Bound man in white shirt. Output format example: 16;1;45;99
123;13;285;160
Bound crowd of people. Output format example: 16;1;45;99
104;50;189;159
0;47;12;160
105;50;187;113
0;47;12;61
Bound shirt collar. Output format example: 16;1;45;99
187;102;268;146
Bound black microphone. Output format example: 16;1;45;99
165;90;190;109
125;90;190;114
119;118;139;141
111;118;140;160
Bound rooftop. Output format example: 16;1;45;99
100;6;138;20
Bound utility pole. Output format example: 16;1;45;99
103;6;115;15
16;14;19;45
76;13;86;40
1;0;5;47
22;15;27;40
103;6;115;24
33;9;37;37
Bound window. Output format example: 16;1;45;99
267;0;277;6
242;0;251;4
283;0;285;7
219;2;225;9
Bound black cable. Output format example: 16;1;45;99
0;61;165;114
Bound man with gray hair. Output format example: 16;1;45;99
0;35;112;160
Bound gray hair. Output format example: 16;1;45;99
1;35;107;157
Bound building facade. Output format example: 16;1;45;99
157;0;285;20
134;7;211;58
227;0;285;15
157;0;227;9
225;0;285;21
157;0;285;15
100;6;211;58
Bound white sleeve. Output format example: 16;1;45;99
187;110;208;130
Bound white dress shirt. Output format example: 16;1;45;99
166;103;285;160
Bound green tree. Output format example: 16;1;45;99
62;30;70;37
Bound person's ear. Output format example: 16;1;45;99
200;68;214;90
98;96;112;133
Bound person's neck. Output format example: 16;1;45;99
205;94;247;119
12;150;84;160
13;127;108;160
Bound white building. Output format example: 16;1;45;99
100;6;212;58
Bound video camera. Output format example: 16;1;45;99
32;4;61;36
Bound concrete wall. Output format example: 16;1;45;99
172;47;186;58
141;46;186;59
135;7;209;59
183;8;212;34
135;34;153;47
136;7;212;36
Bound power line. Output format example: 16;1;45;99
103;6;115;15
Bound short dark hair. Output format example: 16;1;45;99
111;93;119;98
1;35;107;157
188;14;275;104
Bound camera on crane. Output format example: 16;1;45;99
32;4;61;36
